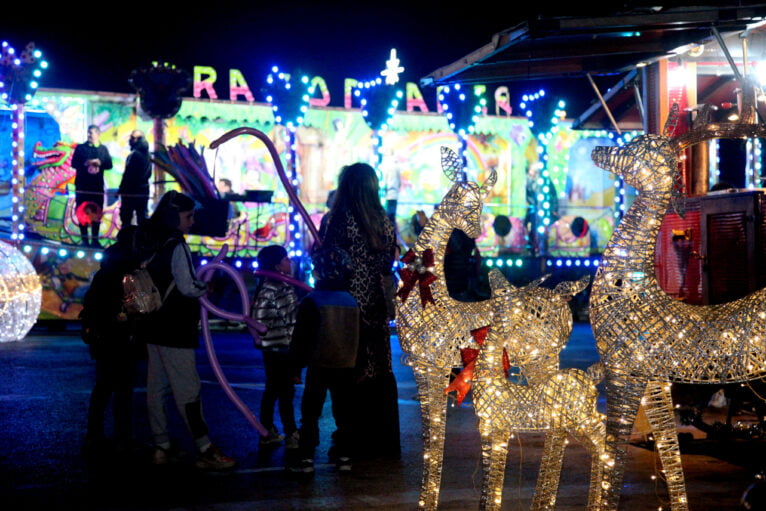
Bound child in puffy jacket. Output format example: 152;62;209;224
252;245;299;448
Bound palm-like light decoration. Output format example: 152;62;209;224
1;41;48;243
264;67;312;259
129;61;191;119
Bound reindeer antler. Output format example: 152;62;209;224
664;103;681;138
440;146;466;183
672;78;766;151
479;167;497;198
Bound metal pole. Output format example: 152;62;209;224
586;73;622;135
632;80;646;130
711;26;744;83
153;117;165;203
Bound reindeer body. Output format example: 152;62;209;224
590;127;766;510
470;270;602;511
398;148;600;509
396;149;496;510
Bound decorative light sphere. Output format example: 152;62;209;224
0;240;41;342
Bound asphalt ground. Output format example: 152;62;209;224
1;322;764;510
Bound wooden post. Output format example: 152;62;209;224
153;117;165;202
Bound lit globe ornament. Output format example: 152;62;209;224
0;240;41;342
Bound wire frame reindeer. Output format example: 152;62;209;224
470;270;603;511
590;85;766;510
396;147;497;510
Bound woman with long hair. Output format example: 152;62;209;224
320;163;400;460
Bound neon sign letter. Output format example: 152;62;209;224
344;78;359;109
194;65;219;100
309;76;330;107
406;82;428;113
229;69;254;102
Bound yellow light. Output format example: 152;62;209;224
0;240;41;342
590;104;766;509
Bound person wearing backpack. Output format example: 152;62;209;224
81;225;144;461
139;190;235;470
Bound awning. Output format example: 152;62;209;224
421;5;766;131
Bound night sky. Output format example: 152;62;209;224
1;6;517;96
2;4;676;117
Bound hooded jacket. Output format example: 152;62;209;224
119;137;151;195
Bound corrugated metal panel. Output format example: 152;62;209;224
707;211;750;303
656;200;702;303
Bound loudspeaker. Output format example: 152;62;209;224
190;198;229;237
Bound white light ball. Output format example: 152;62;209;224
0;240;41;342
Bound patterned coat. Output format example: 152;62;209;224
322;209;396;378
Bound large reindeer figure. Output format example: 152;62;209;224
396;147;497;510
471;270;603;511
589;99;766;510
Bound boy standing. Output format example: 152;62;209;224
252;245;299;448
289;247;359;473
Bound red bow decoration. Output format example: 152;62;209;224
444;326;511;407
396;248;437;308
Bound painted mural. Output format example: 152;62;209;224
2;89;620;319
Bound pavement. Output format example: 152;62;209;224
1;321;764;510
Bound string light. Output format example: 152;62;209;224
439;84;486;172
355;51;405;190
1;41;47;243
0;240;41;342
395;147;496;510
472;271;601;510
265;67;311;260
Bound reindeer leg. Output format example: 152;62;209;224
643;380;689;511
531;429;567;511
599;372;647;510
414;367;451;510
572;422;606;511
479;423;510;511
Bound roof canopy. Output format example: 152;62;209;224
421;5;766;130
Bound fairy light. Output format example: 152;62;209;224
520;89;559;253
590;106;766;510
396;148;497;510
265;66;311;258
1;42;47;243
439;84;486;170
469;270;599;510
0;240;41;342
355;53;405;192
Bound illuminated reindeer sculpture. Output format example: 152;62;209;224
396;147;496;510
590;98;766;511
471;270;603;511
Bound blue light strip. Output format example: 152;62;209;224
483;256;602;269
545;257;601;268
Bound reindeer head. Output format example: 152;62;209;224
592;99;766;202
591;134;677;193
488;269;589;367
437;146;496;239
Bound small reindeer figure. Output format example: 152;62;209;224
469;270;604;511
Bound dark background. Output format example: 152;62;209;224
0;4;677;115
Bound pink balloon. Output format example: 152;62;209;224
197;245;270;436
209;127;322;248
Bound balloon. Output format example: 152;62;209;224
209;127;322;248
197;244;270;436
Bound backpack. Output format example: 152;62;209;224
121;243;176;315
